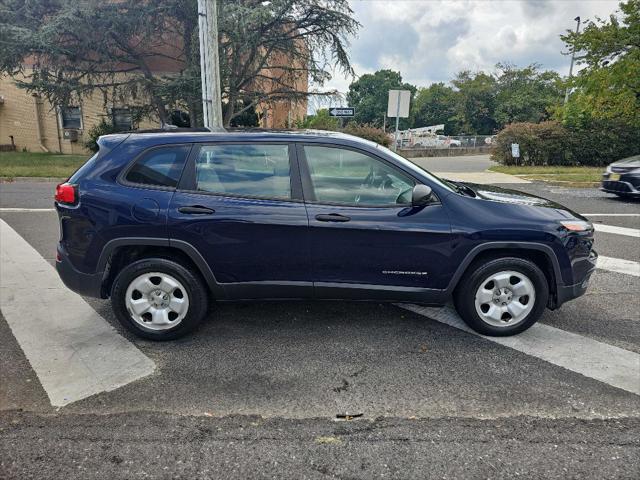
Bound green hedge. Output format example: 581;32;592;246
492;120;640;166
342;123;391;147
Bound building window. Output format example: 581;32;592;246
60;106;82;129
112;108;133;131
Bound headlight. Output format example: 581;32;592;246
605;165;612;173
560;220;593;232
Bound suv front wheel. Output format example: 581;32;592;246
111;258;209;340
454;257;549;336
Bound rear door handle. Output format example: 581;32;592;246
178;205;215;215
315;213;351;222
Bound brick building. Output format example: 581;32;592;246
0;52;307;155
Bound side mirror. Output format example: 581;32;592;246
411;184;433;206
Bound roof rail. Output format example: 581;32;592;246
124;126;225;134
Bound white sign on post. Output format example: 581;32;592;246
388;90;411;151
511;143;520;158
387;90;411;118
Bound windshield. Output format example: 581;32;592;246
376;144;457;193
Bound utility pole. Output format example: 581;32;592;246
564;16;581;105
198;0;223;129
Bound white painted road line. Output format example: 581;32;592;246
582;213;640;217
0;219;155;407
593;223;640;238
597;256;640;277
0;208;56;212
400;304;640;396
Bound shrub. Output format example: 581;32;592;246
295;109;339;130
84;119;121;152
492;120;640;166
342;123;391;147
492;121;570;166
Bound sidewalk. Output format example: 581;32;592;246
409;154;528;184
433;171;530;184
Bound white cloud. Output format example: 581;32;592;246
321;0;621;97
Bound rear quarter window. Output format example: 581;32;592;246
124;145;190;188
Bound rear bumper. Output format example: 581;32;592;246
553;249;598;308
56;245;105;298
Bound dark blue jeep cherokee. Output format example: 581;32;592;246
55;130;597;340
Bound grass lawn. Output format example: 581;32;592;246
0;151;89;178
489;165;603;185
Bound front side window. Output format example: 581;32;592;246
194;144;291;199
125;145;190;188
60;106;82;129
303;145;415;206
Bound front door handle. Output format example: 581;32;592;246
315;213;351;222
178;205;215;215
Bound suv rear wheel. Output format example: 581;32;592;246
111;258;208;340
454;257;549;336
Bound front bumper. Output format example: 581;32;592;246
56;244;105;298
553;249;598;308
601;173;640;196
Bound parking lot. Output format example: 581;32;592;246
1;175;639;478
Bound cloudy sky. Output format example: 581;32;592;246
311;0;620;108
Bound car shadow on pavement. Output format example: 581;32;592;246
72;299;640;419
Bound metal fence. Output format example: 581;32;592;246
396;134;495;150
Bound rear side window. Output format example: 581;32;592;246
125;145;190;188
194;144;291;199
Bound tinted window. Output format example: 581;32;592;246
125;146;190;188
195;144;291;199
304;146;415;205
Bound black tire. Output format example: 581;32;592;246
453;257;549;336
111;258;209;340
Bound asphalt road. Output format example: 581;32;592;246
0;177;639;479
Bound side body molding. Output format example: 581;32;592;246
95;239;563;304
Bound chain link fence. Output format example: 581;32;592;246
395;134;495;150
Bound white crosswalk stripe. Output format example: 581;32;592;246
597;256;640;277
400;304;640;396
0;208;56;212
0;219;155;407
593;223;640;238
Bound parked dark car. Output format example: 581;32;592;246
601;154;640;198
55;130;597;340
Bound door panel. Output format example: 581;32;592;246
307;203;453;289
168;143;311;295
299;144;454;294
169;193;309;284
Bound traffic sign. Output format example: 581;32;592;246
329;107;355;117
387;90;411;118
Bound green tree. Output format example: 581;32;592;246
295;108;339;130
346;70;416;130
451;71;497;135
0;0;359;127
559;0;640;127
493;63;563;127
411;83;459;134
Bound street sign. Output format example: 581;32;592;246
329;107;355;117
388;90;411;151
387;90;411;118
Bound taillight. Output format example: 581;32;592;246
55;183;77;205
